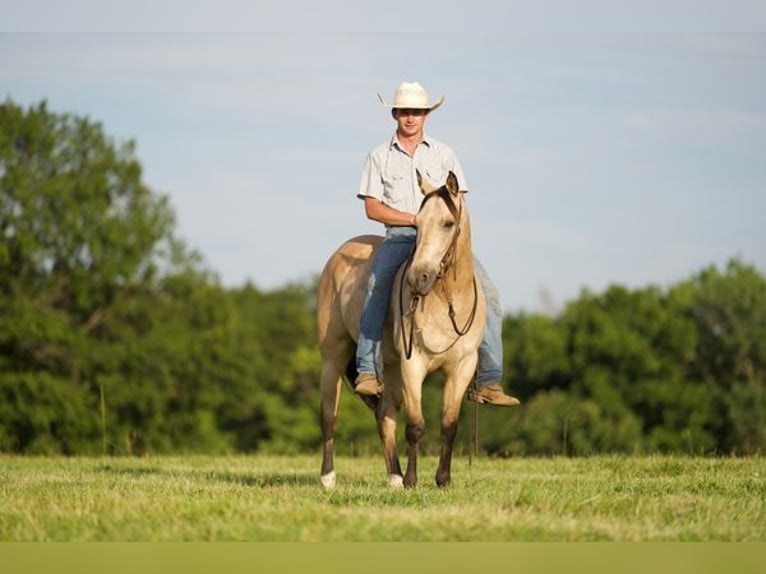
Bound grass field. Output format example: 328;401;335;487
1;454;764;541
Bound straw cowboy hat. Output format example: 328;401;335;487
378;81;445;111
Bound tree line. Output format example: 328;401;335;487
1;100;764;456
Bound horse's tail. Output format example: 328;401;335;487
344;351;378;412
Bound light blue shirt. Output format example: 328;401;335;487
357;134;468;219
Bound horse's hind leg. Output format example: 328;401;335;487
319;354;346;488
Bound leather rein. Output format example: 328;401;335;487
399;186;479;359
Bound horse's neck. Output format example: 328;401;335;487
447;210;476;292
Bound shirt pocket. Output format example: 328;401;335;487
424;167;448;188
382;162;406;185
381;163;407;203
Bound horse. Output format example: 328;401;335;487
316;170;485;488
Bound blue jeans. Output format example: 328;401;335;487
356;226;503;388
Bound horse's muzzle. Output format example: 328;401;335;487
407;265;437;296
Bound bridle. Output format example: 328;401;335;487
399;186;479;359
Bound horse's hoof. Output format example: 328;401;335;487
320;471;336;489
387;474;404;488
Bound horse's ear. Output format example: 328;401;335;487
416;169;427;195
445;171;460;196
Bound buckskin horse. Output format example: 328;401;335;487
316;171;485;488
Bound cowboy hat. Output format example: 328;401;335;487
377;81;445;111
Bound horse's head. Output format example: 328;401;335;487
407;170;465;296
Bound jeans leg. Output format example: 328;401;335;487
356;228;416;376
473;257;504;387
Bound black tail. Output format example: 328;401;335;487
344;355;378;412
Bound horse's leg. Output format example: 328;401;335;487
400;361;427;488
377;366;404;487
319;355;346;489
435;355;479;488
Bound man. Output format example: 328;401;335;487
354;80;519;407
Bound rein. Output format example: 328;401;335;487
399;187;480;359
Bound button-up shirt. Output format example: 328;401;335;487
357;134;468;223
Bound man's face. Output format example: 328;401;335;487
394;108;429;137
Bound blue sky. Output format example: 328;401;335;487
2;3;765;313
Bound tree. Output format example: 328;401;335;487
681;260;766;453
0;99;209;453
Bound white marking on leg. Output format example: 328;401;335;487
387;474;404;488
320;471;336;489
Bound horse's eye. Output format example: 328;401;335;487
444;220;455;230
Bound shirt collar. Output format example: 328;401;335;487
390;133;433;152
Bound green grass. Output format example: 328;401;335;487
1;454;764;541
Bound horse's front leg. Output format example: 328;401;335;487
400;361;427;488
435;355;478;487
377;367;404;487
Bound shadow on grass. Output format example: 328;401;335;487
94;461;316;488
203;470;317;488
96;463;165;477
